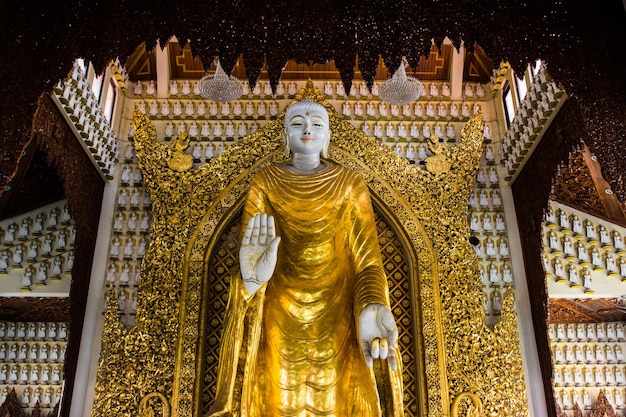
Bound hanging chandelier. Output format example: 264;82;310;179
379;60;424;105
198;59;243;102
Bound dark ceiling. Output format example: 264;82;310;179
1;0;625;203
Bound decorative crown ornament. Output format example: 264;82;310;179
198;59;243;102
294;79;326;103
379;59;424;105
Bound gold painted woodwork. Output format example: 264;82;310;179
91;81;528;417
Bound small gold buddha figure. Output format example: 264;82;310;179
167;132;193;172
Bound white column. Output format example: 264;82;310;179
69;181;118;417
449;41;465;101
500;185;548;417
156;39;170;98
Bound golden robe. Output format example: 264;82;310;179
209;163;404;417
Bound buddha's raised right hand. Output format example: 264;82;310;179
240;213;281;294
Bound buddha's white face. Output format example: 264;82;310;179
286;107;329;156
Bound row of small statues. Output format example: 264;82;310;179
343;100;485;122
470;212;507;234
555;387;625;410
112;288;138;314
480;261;514;287
1;207;72;246
549;323;625;343
474;236;510;259
83;129;118;176
1;250;74;281
0;322;66;341
148;118;484;144
546;209;625;251
159;120;254;140
135;82;488;124
1;385;62;409
364;120;471;141
138;98;282;119
18;255;74;290
54;68;118;179
554;365;626;388
116;188;152;212
119;164;143;186
469;189;504;212
134;78;487;100
543;239;626;277
483;288;505;315
0;342;66;363
500;67;565;172
137;96;488;128
106;261;141;287
553;343;625;365
111;211;151;235
0;226;76;264
0;368;63;391
109;236;148;260
475;166;500;187
547;259;622;290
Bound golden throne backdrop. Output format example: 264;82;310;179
92;84;527;417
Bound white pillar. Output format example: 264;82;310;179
156;39;170;98
500;185;548;417
449;41;465;101
69;181;118;417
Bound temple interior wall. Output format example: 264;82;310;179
0;40;623;416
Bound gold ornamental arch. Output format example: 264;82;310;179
92;82;528;417
179;145;439;416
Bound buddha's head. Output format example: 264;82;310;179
284;99;330;158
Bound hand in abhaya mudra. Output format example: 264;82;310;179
239;213;281;294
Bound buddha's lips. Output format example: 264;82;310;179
301;137;313;141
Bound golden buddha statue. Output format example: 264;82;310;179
209;99;404;416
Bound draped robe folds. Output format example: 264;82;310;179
209;163;404;417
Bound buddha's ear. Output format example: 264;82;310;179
321;131;330;158
283;128;290;158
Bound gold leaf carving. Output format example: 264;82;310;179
92;89;528;417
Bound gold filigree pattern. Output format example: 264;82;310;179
91;83;528;417
200;212;242;415
375;211;421;416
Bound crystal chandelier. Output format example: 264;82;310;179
379;60;424;105
198;59;243;102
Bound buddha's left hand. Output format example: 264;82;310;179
358;304;399;371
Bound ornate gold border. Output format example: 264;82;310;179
92;83;528;417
